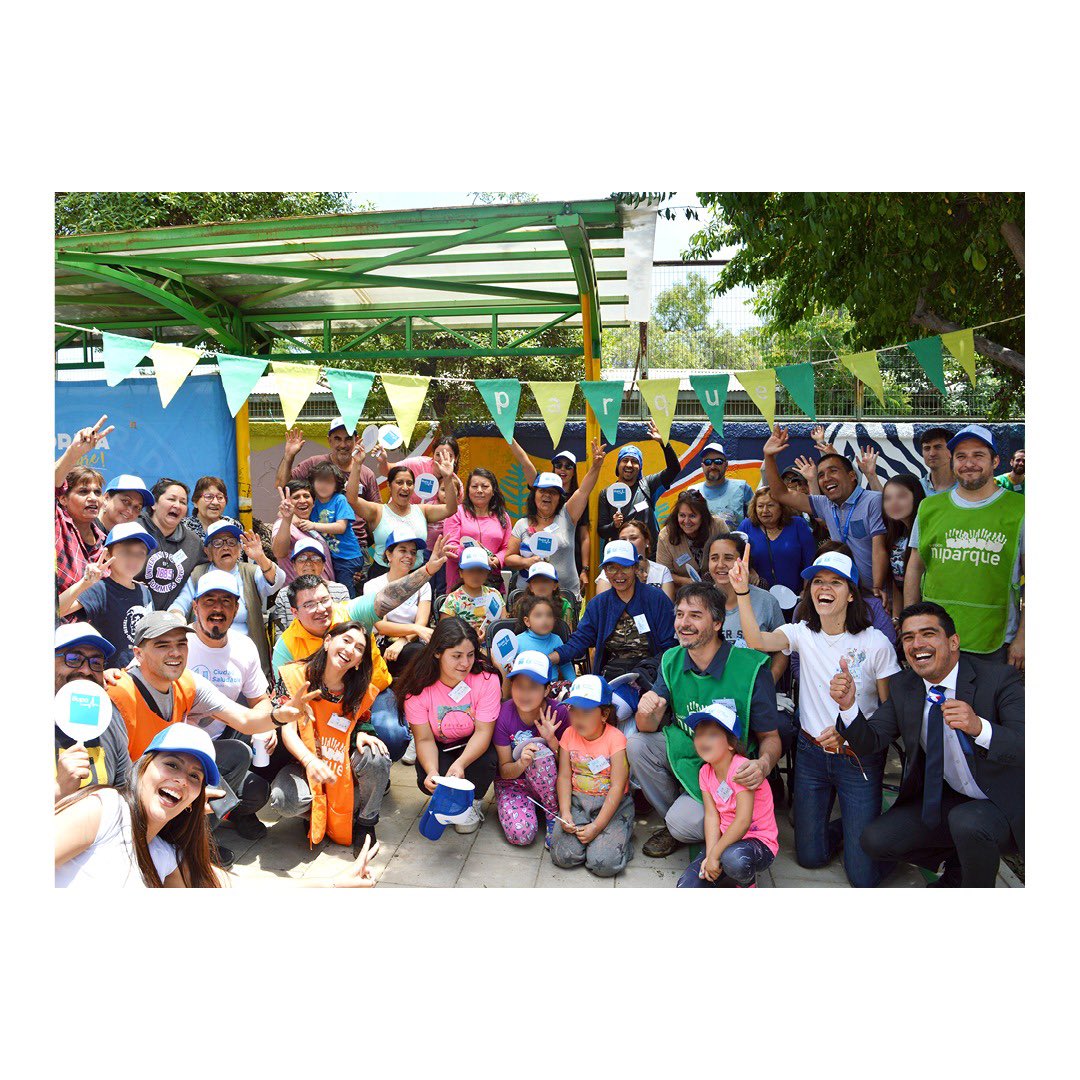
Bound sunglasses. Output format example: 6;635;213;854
60;652;105;673
703;458;727;467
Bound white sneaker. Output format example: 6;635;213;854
453;800;485;834
402;737;417;765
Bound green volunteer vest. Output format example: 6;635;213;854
917;490;1024;653
659;644;769;803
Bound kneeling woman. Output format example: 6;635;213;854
729;549;900;887
395;617;501;834
271;621;392;853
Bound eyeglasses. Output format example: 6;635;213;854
210;538;239;549
294;554;324;564
703;458;726;467
298;597;334;613
59;652;105;673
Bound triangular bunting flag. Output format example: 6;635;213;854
941;329;977;387
149;342;201;409
381;374;431;445
638;378;680;443
688;373;730;436
838;351;886;408
907;337;948;396
102;332;152;387
272;360;323;429
476;379;521;444
777;363;816;421
529;381;577;449
738;369;777;427
580;380;624;445
217;354;268;418
324;368;375;434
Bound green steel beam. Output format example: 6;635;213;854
335;317;404;351
414;315;484;351
250;322;317;353
556;214;602;356
505;310;576;348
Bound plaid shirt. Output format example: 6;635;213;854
55;487;106;596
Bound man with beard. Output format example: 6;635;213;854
905;426;1025;671
995;447;1025;495
54;623;131;800
692;439;753;530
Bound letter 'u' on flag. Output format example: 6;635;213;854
475;379;521;443
737;369;777;427
838;351;887;407
380;374;431;445
324;368;375;434
941;328;977;387
149;342;201;408
102;332;152;387
271;361;323;429
216;354;268;417
529;381;577;449
638;378;680;443
688;373;730;436
580;380;624;445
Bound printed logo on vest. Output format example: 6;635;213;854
931;528;1008;567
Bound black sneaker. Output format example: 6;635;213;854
642;826;685;859
232;814;268;841
215;845;235;870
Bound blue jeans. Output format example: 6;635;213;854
677;840;775;888
792;732;890;888
368;687;409;761
332;556;366;598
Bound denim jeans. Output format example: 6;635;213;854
677;839;775;887
792;733;890;888
332;556;366;598
368;687;409;761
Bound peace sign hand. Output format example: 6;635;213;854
276;487;295;520
275;680;322;727
591;438;607;469
72;415;115;454
83;549;114;586
728;541;751;593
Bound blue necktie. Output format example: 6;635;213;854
921;685;948;828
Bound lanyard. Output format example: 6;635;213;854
831;488;864;543
763;529;779;587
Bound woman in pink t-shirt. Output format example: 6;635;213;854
675;704;778;889
442;468;514;592
395;617;501;834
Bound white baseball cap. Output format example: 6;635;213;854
104;521;158;552
601;539;639;567
703;441;727;459
528;561;558;581
290;537;326;561
459;545;490;571
566;674;612;709
552;450;577;467
801;551;859;588
329;416;352;435
507;650;552;684
684;700;740;737
531;471;564;491
194;568;241;599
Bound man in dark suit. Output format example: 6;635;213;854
819;601;1023;888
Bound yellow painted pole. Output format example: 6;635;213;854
235;401;253;530
581;295;601;601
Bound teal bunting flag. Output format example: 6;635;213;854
216;354;268;418
688;373;730;436
102;332;152;387
579;380;624;444
324;368;375;433
777;363;817;420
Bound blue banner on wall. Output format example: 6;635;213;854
55;375;239;517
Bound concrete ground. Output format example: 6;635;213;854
222;750;1021;888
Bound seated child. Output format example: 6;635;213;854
492;650;570;849
512;561;574;626
440;544;504;641
676;702;778;889
515;594;576;683
550;674;635;878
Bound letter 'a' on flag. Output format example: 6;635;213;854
324;368;375;434
580;380;624;445
148;342;201;409
638;378;680;443
838;350;887;407
475;379;521;443
102;332;152;387
380;374;431;445
907;336;948;396
529;381;577;449
941;328;977;387
688;373;730;436
777;363;817;421
216;354;268;418
271;360;323;429
737;369;777;427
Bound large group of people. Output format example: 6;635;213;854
53;412;1025;889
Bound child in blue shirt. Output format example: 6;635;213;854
310;462;363;596
516;594;575;682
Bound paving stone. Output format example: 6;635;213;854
456;853;542;888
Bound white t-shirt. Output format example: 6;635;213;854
55;788;178;888
778;621;900;738
186;630;270;739
363;572;432;626
595;560;673;588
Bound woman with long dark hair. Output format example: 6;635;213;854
736;484;817;596
270;621;392;853
442;467;514;593
881;475;925;616
656;489;723;589
395;617;502;833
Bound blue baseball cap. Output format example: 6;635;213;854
144;723;221;787
801;551;859;588
104;474;155;507
507;650;552;684
566;674;612;709
194;569;241;599
383;527;427;555
54;622;116;660
204;520;242;545
617;445;643;466
601;539;640;567
947;424;997;455
684;700;740;737
104;521;158;552
531;471;564;491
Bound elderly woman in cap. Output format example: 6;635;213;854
271;480;335;587
272;538;350;632
99;474;154;534
595;520;674;601
596;419;681;548
693;438;754;530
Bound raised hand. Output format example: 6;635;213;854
276;680;322;728
858;446;879;477
71;415;115;456
646;418;663;442
537;706;561;743
590;438;607;469
240;530;263;561
811;425;837;455
762;424;788;457
728;541;751;593
829;657;856;711
433;444;456;473
793;455;818;481
82;549;114;587
285;427;305;456
426;535;449;573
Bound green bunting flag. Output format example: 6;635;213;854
906;337;947;396
738;369;777;427
838;351;886;407
777;363;816;421
324;368;375;434
381;374;431;445
102;332;152;387
529;381;577;449
638;378;680;443
476;379;522;443
216;354;268;418
941;329;977;387
688;373;730;436
580;380;624;445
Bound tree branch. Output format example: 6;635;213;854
1000;222;1025;272
910;296;1024;375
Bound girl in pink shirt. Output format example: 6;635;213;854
676;704;778;889
442;468;514;592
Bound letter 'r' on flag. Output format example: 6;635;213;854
580;380;624;445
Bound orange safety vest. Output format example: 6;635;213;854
107;670;199;760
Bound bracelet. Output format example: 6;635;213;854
735;590;750;596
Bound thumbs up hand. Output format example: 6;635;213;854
829;656;856;711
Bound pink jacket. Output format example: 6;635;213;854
441;507;514;590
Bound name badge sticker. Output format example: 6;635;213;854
675;553;692;566
632;613;650;634
327;713;351;733
587;755;610;775
633;500;649;512
717;780;734;803
448;681;471;703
